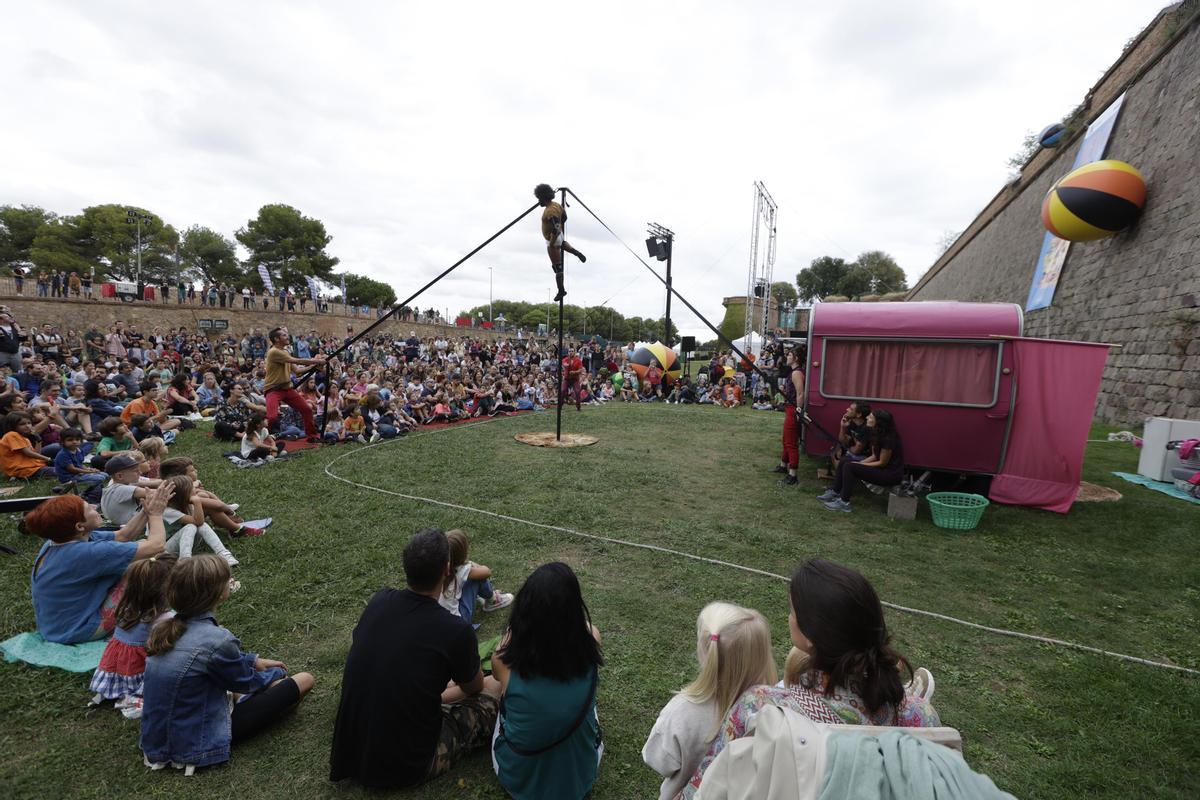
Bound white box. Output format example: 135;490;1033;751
1138;417;1200;481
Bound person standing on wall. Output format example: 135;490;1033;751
773;348;806;486
263;327;323;442
535;183;585;302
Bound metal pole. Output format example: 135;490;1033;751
136;217;142;288
488;266;493;323
555;188;566;442
664;236;673;345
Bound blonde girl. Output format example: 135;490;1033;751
641;602;775;800
137;437;168;479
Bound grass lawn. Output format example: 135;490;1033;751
1;403;1197;799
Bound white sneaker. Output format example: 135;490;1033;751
356;434;367;443
482;591;514;612
221;551;239;567
369;431;382;443
822;498;853;513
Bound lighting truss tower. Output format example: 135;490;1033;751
743;181;778;356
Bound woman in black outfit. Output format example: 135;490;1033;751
819;408;903;513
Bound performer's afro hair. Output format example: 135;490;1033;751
534;183;555;201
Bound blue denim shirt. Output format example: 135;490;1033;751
140;613;285;768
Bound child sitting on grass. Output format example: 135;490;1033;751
141;555;313;775
343;405;367;443
0;411;55;479
159;457;265;538
241;412;286;461
54;427;105;501
323;408;345;443
161;474;239;566
438;528;513;623
641;602;777;800
101;453;161;527
89;553;178;718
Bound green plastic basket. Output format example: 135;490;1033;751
926;492;989;531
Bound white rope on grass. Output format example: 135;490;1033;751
321;415;1200;678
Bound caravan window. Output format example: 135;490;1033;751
820;338;1001;408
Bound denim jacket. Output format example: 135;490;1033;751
140;613;285;768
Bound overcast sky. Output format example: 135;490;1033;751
1;0;1167;336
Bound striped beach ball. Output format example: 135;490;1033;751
1041;159;1146;241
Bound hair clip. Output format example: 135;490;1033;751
709;633;720;642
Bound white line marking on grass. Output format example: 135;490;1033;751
322;414;1200;678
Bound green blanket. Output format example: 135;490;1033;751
819;731;1015;800
1;632;107;673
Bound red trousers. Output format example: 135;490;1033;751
266;385;317;438
560;377;582;409
781;404;799;469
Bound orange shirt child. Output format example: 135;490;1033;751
121;396;160;425
0;431;50;478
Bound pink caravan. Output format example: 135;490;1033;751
802;301;1111;513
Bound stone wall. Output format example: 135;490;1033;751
0;294;523;344
908;8;1200;424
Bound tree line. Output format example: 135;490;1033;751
458;299;678;343
0;203;398;307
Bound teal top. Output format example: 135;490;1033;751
493;666;601;800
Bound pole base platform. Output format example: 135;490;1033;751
515;432;599;448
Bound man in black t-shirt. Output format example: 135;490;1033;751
330;528;500;788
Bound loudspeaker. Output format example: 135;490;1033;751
753;283;765;298
645;237;670;262
681;336;696;351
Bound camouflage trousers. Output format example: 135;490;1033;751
425;693;500;781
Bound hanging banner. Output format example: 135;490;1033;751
305;275;320;300
340;274;347;304
257;264;275;295
1026;92;1126;312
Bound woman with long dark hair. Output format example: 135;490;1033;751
819;407;904;512
786;558;931;723
491;562;604;799
772;348;806;486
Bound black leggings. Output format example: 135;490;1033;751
231;678;301;743
833;457;902;501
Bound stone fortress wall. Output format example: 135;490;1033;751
908;5;1200;424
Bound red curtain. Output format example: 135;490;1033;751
822;340;999;406
990;340;1110;513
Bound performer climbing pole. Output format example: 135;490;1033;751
535;183;586;442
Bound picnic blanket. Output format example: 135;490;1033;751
1113;472;1200;505
1;631;107;672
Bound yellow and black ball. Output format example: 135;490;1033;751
1041;159;1146;242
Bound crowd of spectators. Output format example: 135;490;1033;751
3;299;1011;796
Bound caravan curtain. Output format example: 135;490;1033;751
989;339;1111;513
822;340;999;406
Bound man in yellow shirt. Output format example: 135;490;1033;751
265;327;324;441
535;183;586;302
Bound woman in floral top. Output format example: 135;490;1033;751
682;558;939;799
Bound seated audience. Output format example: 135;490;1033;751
491;562;604;800
141;555;313;773
330;528;501;789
